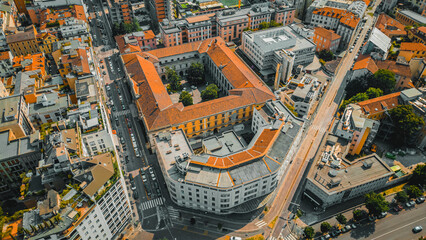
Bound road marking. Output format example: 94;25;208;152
283;233;297;240
141;197;164;210
113;109;130;117
255;220;267;228
371;216;426;240
167;206;180;219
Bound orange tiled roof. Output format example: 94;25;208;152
314;27;341;41
352;55;378;73
13;53;45;73
191;127;281;169
376;60;411;78
144;30;155;39
375;13;406;38
186;13;215;24
313;7;359;29
400;42;426;51
0;51;10;61
357;92;401;115
61;48;90;74
123;37;274;132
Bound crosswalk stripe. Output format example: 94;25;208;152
284;233;297;240
141;197;164;210
113;110;130;117
255;220;267;228
167;206;180;219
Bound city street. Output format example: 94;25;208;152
337;203;426;240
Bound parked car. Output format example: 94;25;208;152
378;212;387;219
133;191;139;199
406;200;416;208
416;196;425;204
350;224;357;229
342;225;352;232
368;215;377;222
142;174;147;183
393;205;402;212
130;181;136;191
413;226;423;233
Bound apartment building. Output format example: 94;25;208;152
115;30;156;52
155;100;304;214
109;0;133;24
361;27;391;61
241;25;315;79
313;27;341;52
159;2;296;47
29;92;70;127
280;74;320;118
0;51;12;77
81;130;114;156
27;4;87;25
305;138;393;208
398;42;426;62
306;0;367;23
310;7;360;48
145;0;171;24
37;33;58;54
123;37;275;143
6;26;40;56
396;9;426;26
375;13;406;39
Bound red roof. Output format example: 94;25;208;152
357;92;401;116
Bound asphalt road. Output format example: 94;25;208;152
337;203;426;240
269;2;382;239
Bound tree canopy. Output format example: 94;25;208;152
201;84;219;101
364;192;389;216
411;163;426;186
353;209;367;221
187;62;205;85
389;105;425;146
318;49;334;62
394;191;409;203
166;67;182;92
320;222;332;233
370;69;396;94
336;214;347;225
341;88;383;110
304;226;315;239
112;19;141;36
406;185;423;198
179;91;193;106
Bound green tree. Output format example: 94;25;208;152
365;87;383;99
406;185;423;198
336;213;347;225
166;67;182;92
270;20;282;27
390;105;425;146
131;19;141;32
304;226;315;239
394;191;409;203
320;222;332;233
365;192;389;216
179;91;193;106
345;76;369;99
201;84;219;101
353;209;367;221
318;49;334;61
341;92;369;109
187;62;205;85
411;164;426;186
370;69;396;94
259;22;270;29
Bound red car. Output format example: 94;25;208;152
394;205;403;212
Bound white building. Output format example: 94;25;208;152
304;138;393;208
81;129;114;156
241;26;315;80
361;28;391;60
156;100;304;215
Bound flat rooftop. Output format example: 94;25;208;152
155;100;304;188
308;135;393;192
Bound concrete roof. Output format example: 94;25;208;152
399;10;426;25
368;27;391;53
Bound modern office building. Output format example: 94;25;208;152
241;25;315;79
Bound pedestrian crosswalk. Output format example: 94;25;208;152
167;206;180;219
255;220;267;228
140;197;164;210
283;233;297;240
113;109;130;117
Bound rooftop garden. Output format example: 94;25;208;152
94;151;120;201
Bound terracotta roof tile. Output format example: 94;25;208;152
123;37;275;132
314;27;341;41
357;92;401;115
0;51;10;61
375;13;406;38
400;42;426;51
352;55;378;73
186;13;215;24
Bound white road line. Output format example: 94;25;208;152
371;216;426;240
255;220;267;228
